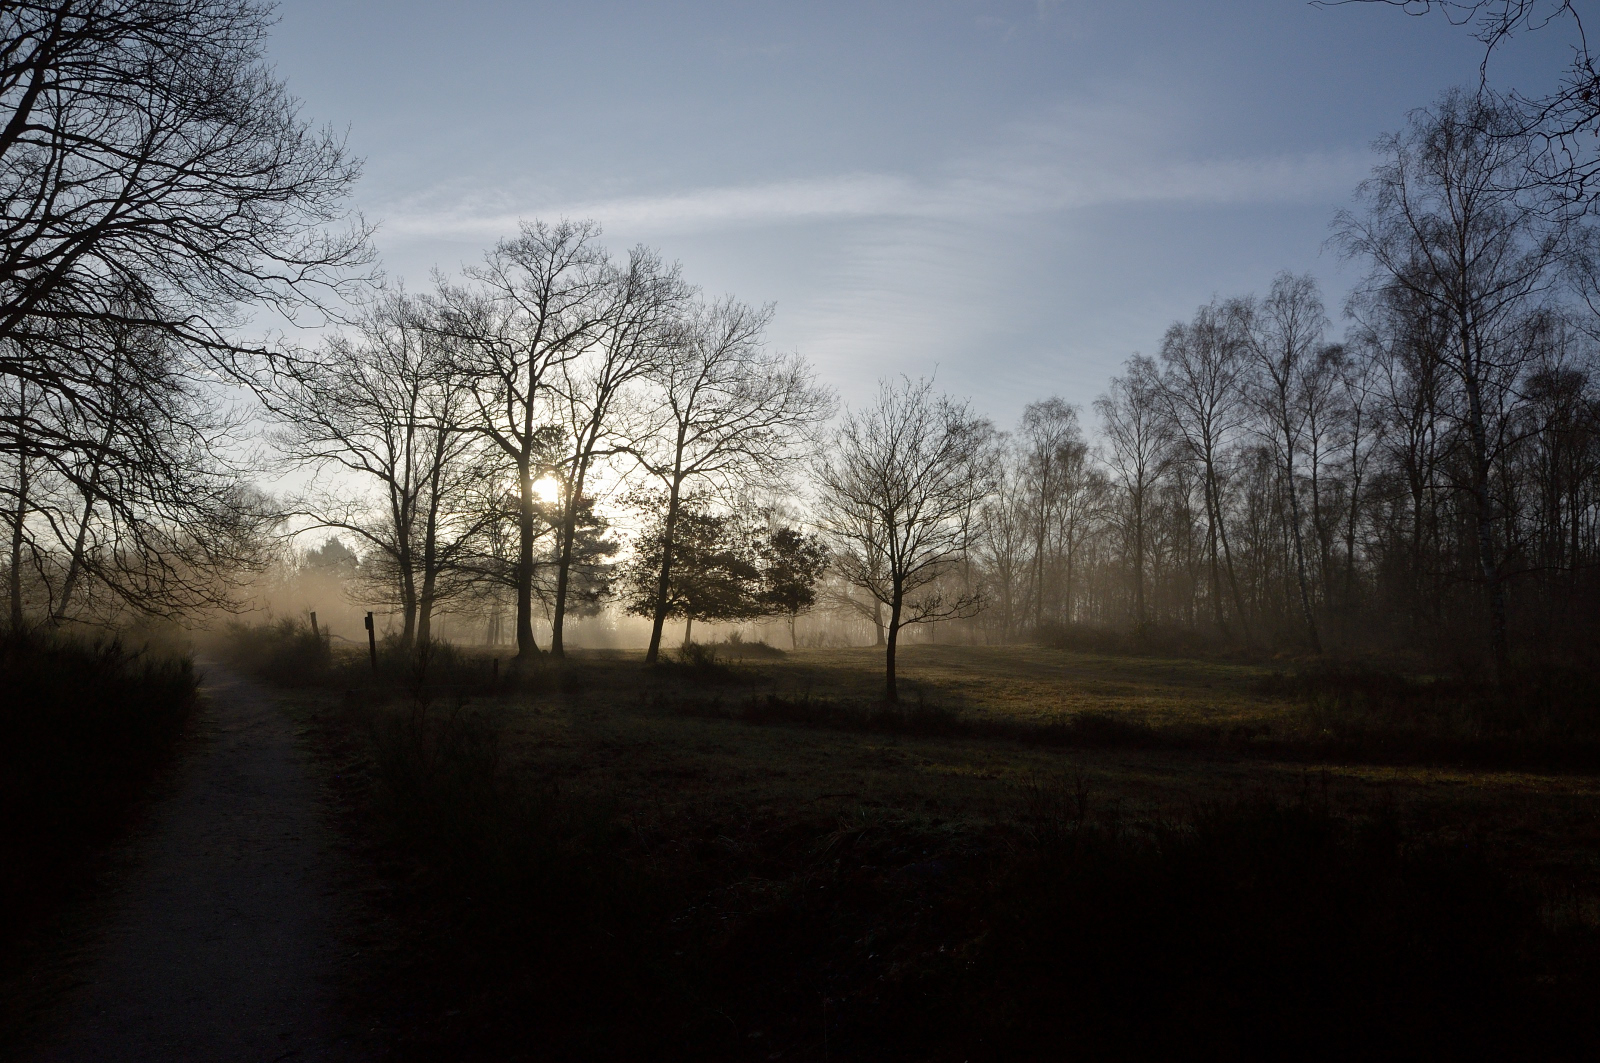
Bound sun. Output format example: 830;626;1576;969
533;475;562;504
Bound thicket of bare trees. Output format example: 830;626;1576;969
262;220;833;664
1;0;367;628
959;92;1600;676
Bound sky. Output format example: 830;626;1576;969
265;0;1576;429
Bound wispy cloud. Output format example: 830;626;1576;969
380;147;1373;243
368;96;1378;418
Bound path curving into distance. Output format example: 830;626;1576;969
23;661;371;1062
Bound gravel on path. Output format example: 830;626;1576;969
23;661;372;1062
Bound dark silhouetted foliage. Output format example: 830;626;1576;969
0;630;196;957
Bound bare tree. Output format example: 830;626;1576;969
1095;355;1171;632
437;219;611;660
972;434;1030;641
813;376;989;701
1333;2;1600;206
266;293;487;648
0;0;369;381
1156;301;1254;641
3;315;271;628
1017;399;1090;632
1335;90;1565;676
1243;273;1328;653
629;297;832;664
1327;318;1387;615
546;246;690;655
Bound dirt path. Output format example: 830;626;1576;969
23;662;371;1062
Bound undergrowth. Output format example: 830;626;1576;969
0;629;197;958
1262;663;1600;770
215;618;531;694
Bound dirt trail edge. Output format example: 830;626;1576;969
24;660;371;1063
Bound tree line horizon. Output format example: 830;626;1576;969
6;2;1600;698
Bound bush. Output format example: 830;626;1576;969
214;619;514;694
716;631;786;659
217;616;330;685
0;629;197;951
650;640;754;686
1260;663;1600;769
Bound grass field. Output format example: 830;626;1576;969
254;635;1600;1060
482;644;1600;891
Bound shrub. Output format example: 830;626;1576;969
217;616;330;685
0;630;197;951
1260;663;1600;768
213;619;514;695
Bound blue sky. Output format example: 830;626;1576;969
266;0;1573;426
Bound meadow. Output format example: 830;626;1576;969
231;628;1600;1061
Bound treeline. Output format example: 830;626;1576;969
965;91;1600;678
5;2;1600;692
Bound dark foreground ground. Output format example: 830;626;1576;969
5;661;372;1062
245;633;1600;1061
8;632;1600;1060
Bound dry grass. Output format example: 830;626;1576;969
292;639;1600;910
472;648;1600;881
259;637;1600;1059
752;642;1288;726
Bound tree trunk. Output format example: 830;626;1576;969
683;615;693;647
1063;529;1075;625
1282;447;1322;654
56;375;119;626
55;491;96;624
872;598;885;646
645;480;683;664
885;588;903;702
417;474;442;650
550;507;575;657
551;459;590;658
1343;424;1363;615
1460;349;1509;679
400;583;418;649
1203;475;1227;636
8;443;26;632
515;457;540;658
417;573;436;647
1132;490;1146;631
1210;468;1252;645
1033;521;1047;633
